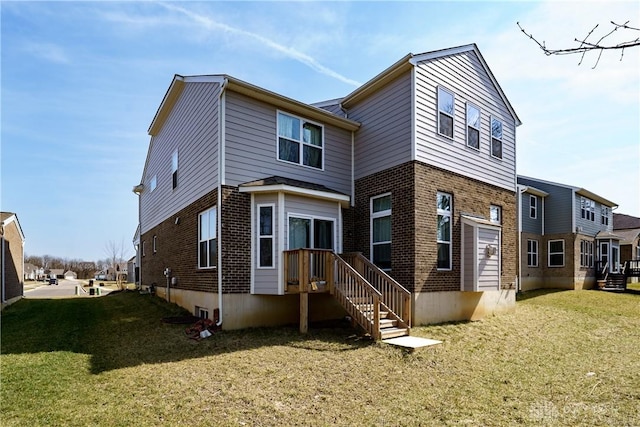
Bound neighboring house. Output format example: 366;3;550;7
1;212;25;308
135;44;521;335
613;213;640;284
517;176;618;291
64;270;78;280
24;263;38;281
49;269;64;279
127;255;137;284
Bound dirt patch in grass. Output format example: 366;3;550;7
2;289;639;426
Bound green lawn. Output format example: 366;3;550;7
2;289;639;426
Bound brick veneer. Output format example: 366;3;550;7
1;221;23;301
347;160;517;293
140;186;252;295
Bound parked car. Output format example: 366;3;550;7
49;278;58;285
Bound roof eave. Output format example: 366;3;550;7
239;183;350;207
576;188;618;209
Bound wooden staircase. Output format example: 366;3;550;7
335;252;411;340
597;261;640;291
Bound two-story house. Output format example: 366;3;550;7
517;176;618;291
135;44;521;336
1;212;25;309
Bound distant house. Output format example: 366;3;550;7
64;271;78;280
517;176;619;291
24;263;38;281
1;212;25;308
135;43;521;337
127;256;137;284
49;269;64;279
613;213;640;283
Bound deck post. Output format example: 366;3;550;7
300;291;309;334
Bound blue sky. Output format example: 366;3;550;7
2;1;639;262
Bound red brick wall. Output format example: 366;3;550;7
348;160;517;293
140;186;252;295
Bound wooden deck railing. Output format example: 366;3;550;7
283;248;334;293
626;260;640;277
341;252;412;327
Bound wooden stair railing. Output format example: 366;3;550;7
340;252;412;328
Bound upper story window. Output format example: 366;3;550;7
490;117;503;159
490;205;502;224
371;194;392;270
581;197;595;221
277;112;323;170
437;87;454;139
437;192;452;270
258;205;274;268
198;206;217;269
171;150;178;190
601;206;610;226
466;103;480;150
529;195;538;219
150;175;157;192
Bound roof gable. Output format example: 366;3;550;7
341;44;520;126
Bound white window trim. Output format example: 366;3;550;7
490;204;501;224
466;102;481;151
171;149;178;190
601;206;610;226
142;241;146;257
150;175;157;192
286;213;337;250
581;197;595;222
257;203;275;269
527;239;538;267
548;239;565;268
276;110;325;171
580;240;594;268
490;116;503;160
370;193;392;270
437;86;455;140
198;206;217;269
530;195;537;219
437;192;453;271
153;235;157;253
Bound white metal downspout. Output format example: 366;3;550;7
351;131;355;206
216;78;228;327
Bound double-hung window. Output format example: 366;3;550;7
581;197;595;221
371;194;391;270
437;87;454;138
580;240;594;267
171;150;178;189
601;206;610;226
491;117;503;159
529;195;538;219
198;207;217;268
466;103;480;150
548;239;565;267
527;239;538;267
277;112;323;169
437;192;452;270
258;205;274;268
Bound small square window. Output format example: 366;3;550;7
490;205;501;224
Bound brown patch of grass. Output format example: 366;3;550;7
2;289;639;426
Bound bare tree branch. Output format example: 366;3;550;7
517;21;640;68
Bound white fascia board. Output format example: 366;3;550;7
239;184;350;206
520;185;549;198
461;214;501;229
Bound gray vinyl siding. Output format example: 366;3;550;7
253;193;279;295
574;195;613;236
224;91;352;195
477;227;500;290
348;71;413;180
141;82;220;234
518;177;573;234
414;51;516;191
314;102;344;116
521;192;543;234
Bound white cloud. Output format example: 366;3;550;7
23;41;70;64
156;3;361;87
